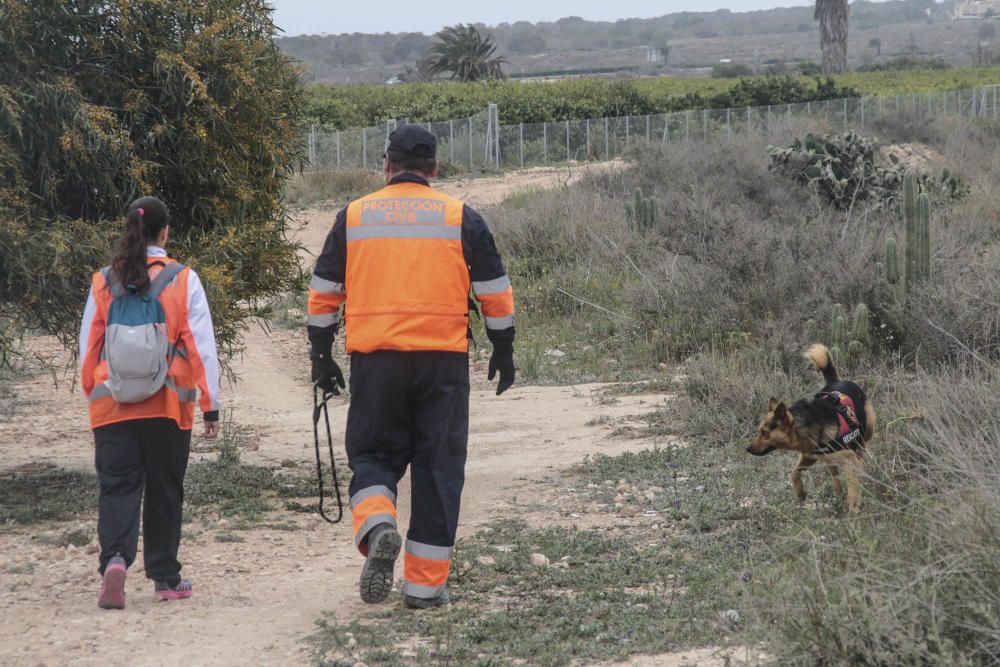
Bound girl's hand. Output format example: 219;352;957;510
204;420;221;440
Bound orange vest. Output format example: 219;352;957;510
82;259;203;430
343;182;470;354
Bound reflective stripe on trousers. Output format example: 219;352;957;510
403;539;453;599
350;485;397;548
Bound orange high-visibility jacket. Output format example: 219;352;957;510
307;174;515;354
79;247;222;430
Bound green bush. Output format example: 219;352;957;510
304;75;860;129
0;0;305;365
302;66;1000;129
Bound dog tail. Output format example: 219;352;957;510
804;343;839;384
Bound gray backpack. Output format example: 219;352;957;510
101;262;185;404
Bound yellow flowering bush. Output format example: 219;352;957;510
0;0;304;365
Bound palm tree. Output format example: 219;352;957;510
816;0;849;75
421;24;507;82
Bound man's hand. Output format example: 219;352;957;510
488;347;515;396
311;351;346;396
204;420;221;440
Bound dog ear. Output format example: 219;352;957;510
774;402;789;421
768;397;778;411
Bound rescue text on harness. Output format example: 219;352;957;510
813;391;864;455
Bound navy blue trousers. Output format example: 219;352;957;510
346;351;469;550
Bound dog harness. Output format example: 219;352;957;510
813;391;864;455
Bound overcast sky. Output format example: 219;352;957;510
269;1;819;37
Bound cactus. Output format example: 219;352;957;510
625;187;658;231
885;237;899;285
902;171;932;291
903;171;918;291
917;192;931;283
852;304;870;347
832;314;847;352
846;340;865;365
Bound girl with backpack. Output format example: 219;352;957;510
79;197;222;610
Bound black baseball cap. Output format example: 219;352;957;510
387;124;437;159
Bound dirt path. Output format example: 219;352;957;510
0;170;674;667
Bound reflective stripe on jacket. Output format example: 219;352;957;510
79;247;222;430
308;173;515;354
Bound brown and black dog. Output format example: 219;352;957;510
746;344;876;514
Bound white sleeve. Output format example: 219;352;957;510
186;270;223;412
80;289;96;373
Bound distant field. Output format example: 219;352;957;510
305;66;1000;129
291;16;985;85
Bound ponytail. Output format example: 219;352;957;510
111;197;170;293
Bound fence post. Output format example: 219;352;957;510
625;116;630;148
685;110;690;142
703;109;708;141
726;108;731;142
519;123;524;168
787;103;791;127
450;119;455;163
468;116;473;171
994;85;997;118
843;98;848;126
746;107;751;137
646;114;650;144
586;119;591;160
362;127;367;170
767;105;771;136
543;122;547;163
336;130;341;169
566;119;571;161
604;117;609;159
807;101;811;116
663;114;670;144
860;97;865;129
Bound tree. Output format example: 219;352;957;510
421;24;507;82
0;0;304;367
868;37;882;56
815;0;849;75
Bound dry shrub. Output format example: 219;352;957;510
493;117;1000;369
285;169;384;208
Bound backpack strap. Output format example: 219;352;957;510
101;267;126;299
147;262;186;299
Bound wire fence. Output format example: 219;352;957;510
303;85;1000;174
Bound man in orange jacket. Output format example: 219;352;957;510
307;125;515;609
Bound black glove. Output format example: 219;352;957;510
311;351;345;396
488;345;515;396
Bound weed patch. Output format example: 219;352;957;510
0;469;97;525
185;420;328;523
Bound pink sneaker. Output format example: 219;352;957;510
154;579;193;601
98;558;127;610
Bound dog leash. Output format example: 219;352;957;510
312;382;344;524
